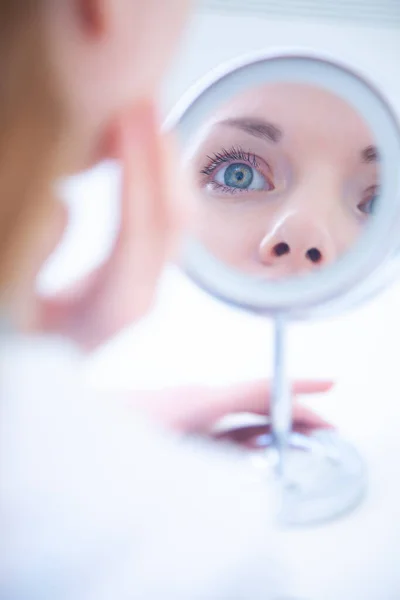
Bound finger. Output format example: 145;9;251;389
160;131;191;260
163;379;334;432
211;379;334;418
113;103;170;319
292;380;334;394
77;103;169;346
38;105;168;347
97;104;160;318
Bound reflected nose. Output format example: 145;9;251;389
259;213;336;275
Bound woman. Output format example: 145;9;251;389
189;82;379;279
0;2;332;598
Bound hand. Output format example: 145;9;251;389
130;379;334;436
35;103;185;350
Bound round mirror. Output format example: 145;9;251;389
168;52;400;318
167;51;400;526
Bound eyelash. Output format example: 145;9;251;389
200;146;264;194
200;146;260;176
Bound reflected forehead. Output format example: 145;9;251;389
197;83;378;162
212;82;370;132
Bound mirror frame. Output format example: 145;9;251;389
166;49;400;318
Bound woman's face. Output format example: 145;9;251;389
187;83;379;279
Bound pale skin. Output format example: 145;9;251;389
9;0;333;438
189;83;379;279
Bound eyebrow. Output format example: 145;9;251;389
362;145;379;163
218;117;283;144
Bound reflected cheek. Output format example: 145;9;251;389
336;216;363;253
320;201;364;254
193;199;278;267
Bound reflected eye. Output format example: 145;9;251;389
358;185;379;215
200;147;275;195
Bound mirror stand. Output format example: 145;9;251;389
173;50;400;527
271;313;291;479
264;314;368;526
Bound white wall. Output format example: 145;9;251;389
163;12;400;112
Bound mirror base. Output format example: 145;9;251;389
251;429;366;526
215;425;367;526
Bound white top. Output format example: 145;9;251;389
0;334;286;600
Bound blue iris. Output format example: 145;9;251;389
224;163;254;189
359;187;379;215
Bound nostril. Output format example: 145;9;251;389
306;247;322;263
273;242;290;257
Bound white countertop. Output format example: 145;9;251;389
86;267;400;599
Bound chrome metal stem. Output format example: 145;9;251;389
271;313;291;479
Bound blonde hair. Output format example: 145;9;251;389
0;1;66;293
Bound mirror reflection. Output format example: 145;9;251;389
186;82;380;280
